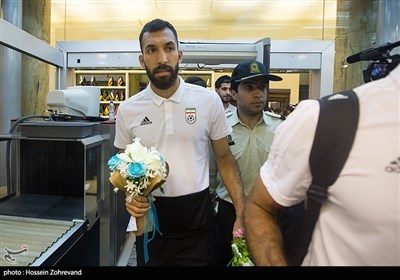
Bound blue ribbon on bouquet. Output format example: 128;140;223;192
143;195;162;264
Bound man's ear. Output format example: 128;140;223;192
231;89;237;100
139;54;145;68
177;50;183;64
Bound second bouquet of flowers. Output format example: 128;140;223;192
229;228;254;266
107;137;169;236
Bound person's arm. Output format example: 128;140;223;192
208;143;218;193
244;175;287;266
211;137;245;231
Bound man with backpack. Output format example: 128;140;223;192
244;64;400;266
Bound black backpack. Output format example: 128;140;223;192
278;89;359;266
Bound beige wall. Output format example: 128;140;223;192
270;73;300;105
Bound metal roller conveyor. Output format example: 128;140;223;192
0;215;85;266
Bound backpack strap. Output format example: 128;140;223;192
292;89;359;265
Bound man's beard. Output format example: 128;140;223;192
146;63;179;90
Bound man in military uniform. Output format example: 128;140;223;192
209;60;283;266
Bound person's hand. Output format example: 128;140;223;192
125;194;154;218
232;218;244;239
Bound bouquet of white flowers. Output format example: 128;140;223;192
107;138;169;236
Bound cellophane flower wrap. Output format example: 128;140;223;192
107;137;169;237
229;228;254;266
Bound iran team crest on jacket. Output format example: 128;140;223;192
185;107;196;124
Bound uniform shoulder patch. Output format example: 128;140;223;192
265;111;285;120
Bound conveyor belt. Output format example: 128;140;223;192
0;194;83;221
0;216;79;266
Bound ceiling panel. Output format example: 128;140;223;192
50;0;338;43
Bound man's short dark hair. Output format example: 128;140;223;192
215;75;231;89
139;19;179;53
186;76;207;88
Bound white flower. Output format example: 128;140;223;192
107;137;167;200
231;244;241;258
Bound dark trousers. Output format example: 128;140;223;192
136;188;218;266
136;229;217;266
215;199;236;266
